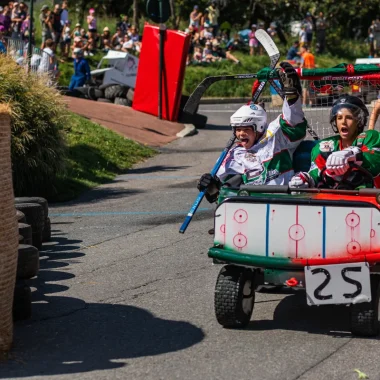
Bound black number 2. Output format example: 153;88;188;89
311;268;332;300
341;267;362;299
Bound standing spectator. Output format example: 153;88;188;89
60;1;69;27
200;10;210;31
267;22;277;39
248;24;258;56
315;12;328;54
300;45;316;107
60;20;71;58
117;14;130;35
286;40;300;63
20;12;30;41
206;1;219;36
68;48;91;91
86;8;97;35
303;12;313;44
0;6;12;35
129;26;141;52
368;20;376;58
299;24;307;47
38;39;59;84
39;5;52;49
11;2;26;39
189;5;201;29
51;3;62;52
372;16;380;58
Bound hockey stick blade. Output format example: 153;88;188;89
255;29;280;69
184;73;257;115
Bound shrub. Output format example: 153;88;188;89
0;54;68;196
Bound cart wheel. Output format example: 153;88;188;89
350;274;380;337
214;265;255;328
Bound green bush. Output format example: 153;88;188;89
0;54;68;197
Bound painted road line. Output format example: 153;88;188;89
50;208;213;217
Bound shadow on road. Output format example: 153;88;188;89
2;302;205;377
248;290;371;337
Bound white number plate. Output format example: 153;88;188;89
305;262;371;306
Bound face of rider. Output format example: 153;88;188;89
336;108;358;145
235;126;257;149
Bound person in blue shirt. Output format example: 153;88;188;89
69;48;91;91
286;40;300;63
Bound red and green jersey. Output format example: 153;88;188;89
309;130;380;188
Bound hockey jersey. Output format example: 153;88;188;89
217;98;307;185
308;130;380;188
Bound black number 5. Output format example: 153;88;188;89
311;268;332;300
341;267;362;299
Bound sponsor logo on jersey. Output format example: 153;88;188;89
244;152;257;162
319;140;334;152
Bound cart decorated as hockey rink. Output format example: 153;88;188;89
180;37;380;335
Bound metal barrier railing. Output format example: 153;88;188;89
4;37;56;80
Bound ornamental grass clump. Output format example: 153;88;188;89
0;54;68;196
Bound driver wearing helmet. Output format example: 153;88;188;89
290;94;380;189
197;62;308;203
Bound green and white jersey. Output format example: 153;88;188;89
217;98;307;185
308;130;380;188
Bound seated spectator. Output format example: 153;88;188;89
111;27;123;50
100;26;112;52
71;36;83;58
211;41;240;64
286;40;301;63
72;23;81;38
121;34;133;52
129;26;141;53
203;24;213;40
203;40;212;62
193;45;203;62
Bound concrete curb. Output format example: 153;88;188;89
176;124;198;138
199;97;251;104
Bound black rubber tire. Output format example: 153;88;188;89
350;274;380;337
97;98;113;103
42;216;51;242
16;210;26;223
126;88;134;102
14;203;44;249
104;84;129;100
17;244;39;279
114;97;132;106
15;196;49;218
88;87;105;100
13;280;32;321
18;223;32;245
99;82;118;91
214;265;255;328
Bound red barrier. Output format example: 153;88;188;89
132;24;191;121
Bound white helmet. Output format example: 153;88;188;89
230;103;267;133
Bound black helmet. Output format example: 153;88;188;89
330;94;369;134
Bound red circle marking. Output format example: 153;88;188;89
288;224;305;241
220;224;226;234
234;209;248;224
347;241;361;255
233;233;247;249
345;212;360;228
371;229;376;238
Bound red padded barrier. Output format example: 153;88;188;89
132;24;191;121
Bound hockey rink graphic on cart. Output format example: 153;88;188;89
214;202;380;259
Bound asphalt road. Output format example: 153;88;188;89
2;103;380;380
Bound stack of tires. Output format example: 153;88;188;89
73;83;134;107
13;197;51;321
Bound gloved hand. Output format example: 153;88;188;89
197;173;221;203
325;146;363;176
277;61;302;97
289;172;314;188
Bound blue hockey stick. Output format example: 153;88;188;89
179;29;280;234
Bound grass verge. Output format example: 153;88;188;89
50;112;156;202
